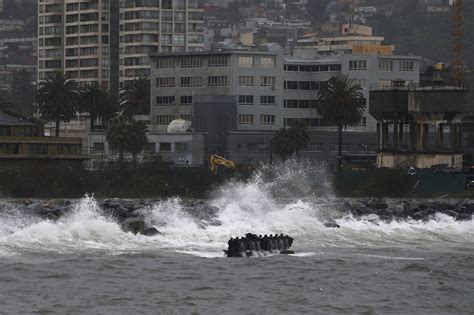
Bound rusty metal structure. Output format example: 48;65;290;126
452;0;465;84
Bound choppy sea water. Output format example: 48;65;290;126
0;162;473;314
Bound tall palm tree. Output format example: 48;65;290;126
78;83;117;130
317;75;365;172
106;114;129;163
36;72;79;137
120;77;150;117
126;120;148;164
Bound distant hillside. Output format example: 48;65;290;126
368;3;474;68
306;0;474;69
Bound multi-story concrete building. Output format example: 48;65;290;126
120;0;204;81
149;49;420;166
38;0;119;91
38;0;204;89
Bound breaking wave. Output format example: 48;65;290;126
0;160;472;257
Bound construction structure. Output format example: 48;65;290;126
451;0;464;84
369;79;471;170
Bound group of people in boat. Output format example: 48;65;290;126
226;233;294;257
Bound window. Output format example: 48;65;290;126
92;142;104;153
180;96;193;105
208;76;228;86
284;99;318;109
400;61;414;72
349;60;367;70
239;76;254;86
261;76;276;88
359;144;376;153
208;55;228;67
239;114;254;125
156;77;175;87
260;57;275;68
156;115;175;125
175;142;187;153
156;96;175;105
284;64;299;71
238;95;254;106
156;58;173;69
181;76;202;87
260;96;275;106
159;142;172;152
379;60;393;71
352;79;367;88
260;115;275;126
144;143;156;153
181;57;201;68
330;144;351;152
284;118;320;127
304;143;323;152
239;56;254;68
284;81;319;90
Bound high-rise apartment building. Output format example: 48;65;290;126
38;0;204;92
38;0;118;91
120;0;204;81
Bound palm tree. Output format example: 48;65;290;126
317;75;365;172
126;120;148;163
120;77;150;117
36;72;79;137
78;83;116;130
106;115;129;163
272;121;310;160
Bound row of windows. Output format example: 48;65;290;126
284;81;320;90
284;64;341;72
238;95;276;106
303;143;376;153
155;56;275;69
349;60;415;72
155;95;193;105
156;76;228;87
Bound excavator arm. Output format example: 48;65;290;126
210;154;236;174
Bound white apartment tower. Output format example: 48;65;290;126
38;0;204;92
120;0;204;81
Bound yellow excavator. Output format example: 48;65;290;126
210;154;236;174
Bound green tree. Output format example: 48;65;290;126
126;119;148;163
120;77;150;117
78;83;117;130
106;115;148;164
272;121;310;160
106;115;129;163
317;75;365;172
36;72;79;137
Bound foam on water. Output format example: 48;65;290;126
0;160;472;256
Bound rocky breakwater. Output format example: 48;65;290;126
5;199;163;236
343;198;474;222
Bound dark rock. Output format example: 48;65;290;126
412;211;428;221
121;217;145;235
142;227;161;236
324;222;341;228
456;213;472;221
366;199;388;210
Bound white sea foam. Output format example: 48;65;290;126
0;161;472;256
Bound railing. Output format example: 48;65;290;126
370;82;470;91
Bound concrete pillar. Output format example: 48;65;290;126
451;123;457;151
416;124;422;151
376;123;381;150
399;123;404;148
422;124;429;151
436;124;444;149
457;124;463;151
382;123;389;150
393;122;399;150
410;123;417;151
